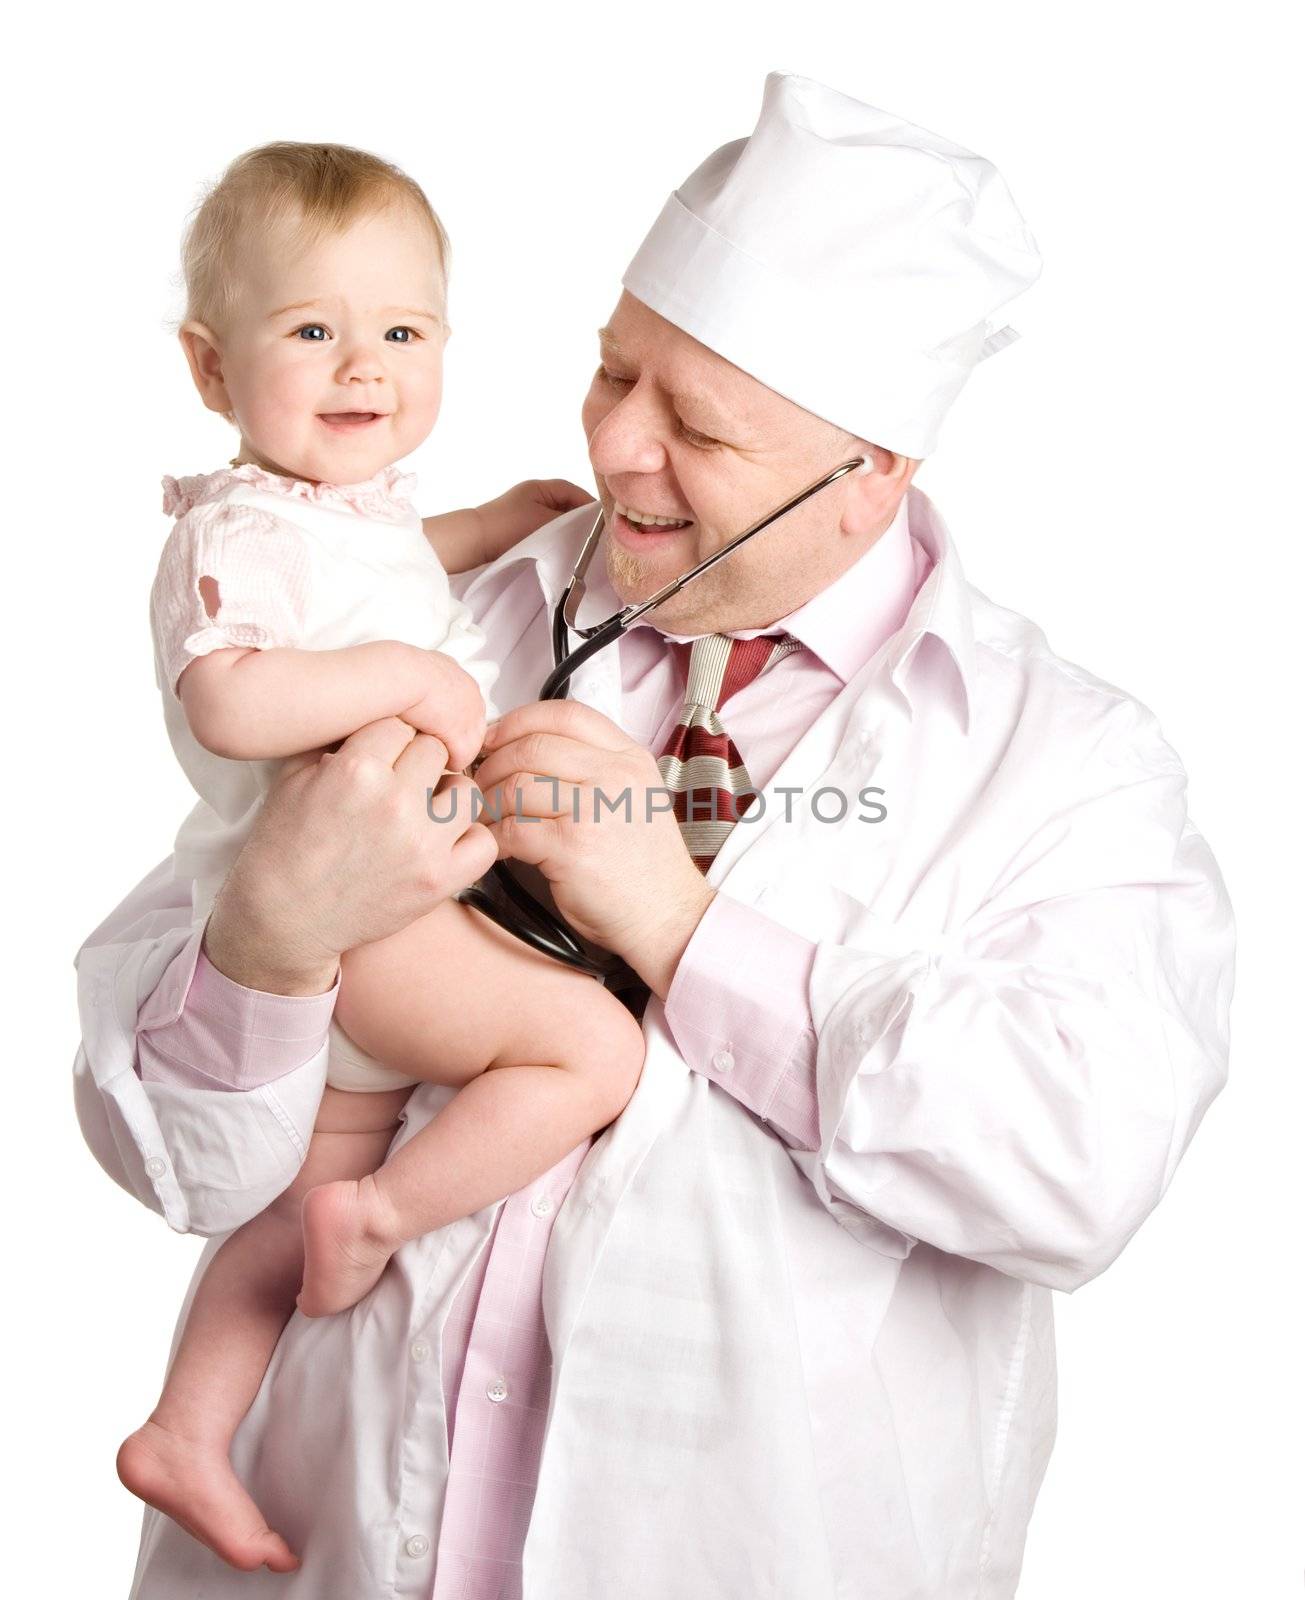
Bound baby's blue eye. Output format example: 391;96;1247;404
386;327;416;343
296;324;328;341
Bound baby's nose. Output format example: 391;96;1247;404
335;342;385;381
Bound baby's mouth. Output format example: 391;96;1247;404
318;412;387;432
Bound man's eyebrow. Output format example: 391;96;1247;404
596;327;738;435
668;387;737;435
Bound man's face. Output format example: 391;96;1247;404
580;292;917;634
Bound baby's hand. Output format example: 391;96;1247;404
400;653;487;772
475;479;595;561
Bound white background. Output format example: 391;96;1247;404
6;1;1301;1594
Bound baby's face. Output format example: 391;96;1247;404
198;203;447;485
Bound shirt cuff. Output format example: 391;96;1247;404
664;893;821;1151
136;933;340;1091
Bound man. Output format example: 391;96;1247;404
75;74;1234;1598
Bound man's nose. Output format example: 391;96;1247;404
587;385;669;478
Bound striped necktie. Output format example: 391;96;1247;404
657;632;802;872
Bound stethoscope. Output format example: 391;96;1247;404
456;455;868;998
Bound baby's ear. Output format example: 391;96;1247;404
179;321;230;415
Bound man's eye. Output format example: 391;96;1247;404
598;366;718;447
295;324;329;341
677;421;719;450
386;326;418;343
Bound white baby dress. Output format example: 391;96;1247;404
150;461;502;1093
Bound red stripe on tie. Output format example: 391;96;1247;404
655;633;798;874
658;726;736;764
670;785;762;824
716;635;779;710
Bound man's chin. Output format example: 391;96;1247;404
604;539;670;602
603;528;730;634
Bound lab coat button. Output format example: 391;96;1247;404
530;1193;554;1219
144;1157;167;1179
487;1377;509;1404
404;1534;430;1558
410;1339;430;1364
712;1049;735;1073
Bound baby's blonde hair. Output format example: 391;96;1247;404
180;141;451;334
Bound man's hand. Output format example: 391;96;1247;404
473;478;595;563
399;651;487;772
471;700;716;1000
203;719;498;996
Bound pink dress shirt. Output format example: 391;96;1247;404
136;499;929;1599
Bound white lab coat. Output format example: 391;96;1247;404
73;488;1234;1598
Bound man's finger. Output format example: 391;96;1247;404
479;774;583;823
484;811;565;870
425;772;499;841
483;698;632;756
472;733;611;796
393;730;455;788
329;716;420;768
445;821;501;893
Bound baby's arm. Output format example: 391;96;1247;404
423;509;489;575
154;499;489;766
178;641;486;767
424;478;595;571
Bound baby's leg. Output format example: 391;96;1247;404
116;1085;410;1572
298;898;646;1316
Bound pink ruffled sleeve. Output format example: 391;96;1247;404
150;498;314;698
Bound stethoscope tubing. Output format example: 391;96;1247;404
465;455;869;985
544;456;866;700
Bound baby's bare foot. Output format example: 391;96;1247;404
117;1418;299;1573
298;1176;399;1316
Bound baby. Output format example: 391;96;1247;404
115;142;646;1574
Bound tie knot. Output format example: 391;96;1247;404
680;631;799;714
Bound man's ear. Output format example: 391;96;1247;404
840;444;921;537
179;321;231;415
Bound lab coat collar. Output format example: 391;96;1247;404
884;485;976;736
459;483;975;735
765;493;914;687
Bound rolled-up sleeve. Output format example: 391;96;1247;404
139;942;338;1091
664;893;821;1151
73;858;335;1237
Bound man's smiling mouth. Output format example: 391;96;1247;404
613;499;693;532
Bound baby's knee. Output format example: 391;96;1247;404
573;988;647;1124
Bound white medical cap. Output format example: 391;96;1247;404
621;72;1043;458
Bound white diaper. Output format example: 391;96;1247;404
325;1019;422;1093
